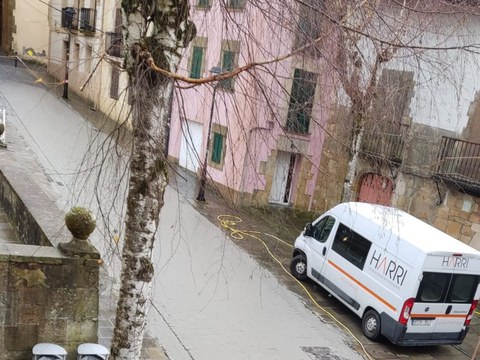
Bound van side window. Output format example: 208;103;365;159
331;223;372;270
311;216;335;243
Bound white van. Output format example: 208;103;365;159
290;202;480;346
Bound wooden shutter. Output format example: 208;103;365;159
110;64;120;99
220;50;235;89
211;133;223;164
114;8;122;33
190;47;203;79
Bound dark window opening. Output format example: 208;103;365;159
416;272;479;304
286;68;316;134
331;224;372;270
311;216;335;243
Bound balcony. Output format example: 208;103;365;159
79;8;96;33
61;7;78;30
106;32;124;58
433;136;480;196
361;124;409;164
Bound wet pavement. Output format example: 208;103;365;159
4;56;480;360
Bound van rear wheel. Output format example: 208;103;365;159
290;254;307;281
362;309;381;340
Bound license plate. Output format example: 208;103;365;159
411;319;432;326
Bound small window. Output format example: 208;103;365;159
110;64;120;100
197;0;211;8
331;224;371;270
311;216;335;243
227;0;245;9
190;46;204;79
211;132;224;164
295;0;323;55
219;50;236;90
286;68;317;134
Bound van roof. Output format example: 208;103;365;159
329;202;480;258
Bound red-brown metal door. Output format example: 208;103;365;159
357;173;393;206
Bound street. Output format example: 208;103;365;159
0;59;364;359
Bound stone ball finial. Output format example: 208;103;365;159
59;207;99;259
65;206;96;240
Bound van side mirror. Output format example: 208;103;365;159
304;223;313;237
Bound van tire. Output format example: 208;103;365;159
290;254;307;281
362;309;381;340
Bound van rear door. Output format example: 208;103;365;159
410;272;479;335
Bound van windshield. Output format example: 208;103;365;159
416;272;479;304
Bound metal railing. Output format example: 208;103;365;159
362;124;409;164
434;136;480;187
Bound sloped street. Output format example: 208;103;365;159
1;57;479;360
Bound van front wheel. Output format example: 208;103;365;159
290;254;307;281
362;309;381;340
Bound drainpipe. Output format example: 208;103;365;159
307;156;320;212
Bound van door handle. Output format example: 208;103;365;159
322;247;326;256
446;305;452;314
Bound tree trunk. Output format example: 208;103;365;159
111;1;195;359
342;109;365;202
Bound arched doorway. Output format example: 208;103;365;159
357;173;393;206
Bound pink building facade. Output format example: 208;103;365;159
168;0;335;209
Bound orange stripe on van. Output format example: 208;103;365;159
411;313;467;319
328;260;396;312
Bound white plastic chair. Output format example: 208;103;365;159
77;343;109;360
32;343;67;360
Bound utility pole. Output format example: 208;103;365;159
196;66;222;202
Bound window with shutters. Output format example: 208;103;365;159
219;40;239;91
227;0;245;9
106;8;124;57
295;0;323;56
286;68;317;134
190;46;204;79
211;133;224;164
188;37;207;79
110;63;120;100
196;0;211;8
209;124;227;170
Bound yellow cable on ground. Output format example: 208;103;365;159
217;215;374;360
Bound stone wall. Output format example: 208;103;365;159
0;152;100;358
0;246;99;359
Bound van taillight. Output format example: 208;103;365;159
399;298;415;325
465;300;478;326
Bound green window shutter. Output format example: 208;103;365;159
220;50;235;89
228;0;244;8
190;47;203;79
198;0;210;6
286;68;316;133
211;133;223;164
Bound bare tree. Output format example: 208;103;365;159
110;1;195;358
